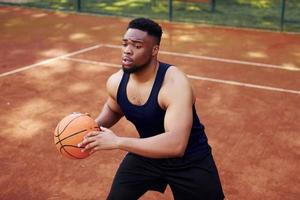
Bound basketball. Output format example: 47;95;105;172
54;112;100;159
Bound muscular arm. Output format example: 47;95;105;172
95;70;124;128
95;98;123;128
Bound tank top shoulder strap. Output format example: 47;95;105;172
117;71;129;104
151;62;172;96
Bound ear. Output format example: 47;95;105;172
152;45;159;56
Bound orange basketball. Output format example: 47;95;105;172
54;112;100;159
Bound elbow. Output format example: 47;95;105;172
172;144;186;157
168;134;188;158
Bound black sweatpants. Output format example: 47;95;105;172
106;153;224;200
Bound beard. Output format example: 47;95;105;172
122;56;152;74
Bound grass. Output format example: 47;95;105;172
1;0;299;33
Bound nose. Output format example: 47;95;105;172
123;45;132;55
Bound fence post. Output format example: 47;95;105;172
280;0;286;31
76;0;81;12
168;0;173;21
211;0;216;12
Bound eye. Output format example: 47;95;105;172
122;42;128;47
135;44;142;49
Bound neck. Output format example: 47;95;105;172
131;59;159;83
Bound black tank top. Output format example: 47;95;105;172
117;62;211;158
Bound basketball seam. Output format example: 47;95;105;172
55;113;86;137
55;129;87;145
56;122;65;157
60;145;86;159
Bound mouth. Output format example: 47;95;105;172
122;56;133;66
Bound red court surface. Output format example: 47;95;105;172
0;5;299;200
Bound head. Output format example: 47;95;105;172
122;18;163;74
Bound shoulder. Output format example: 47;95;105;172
106;70;124;99
164;66;191;89
159;65;195;108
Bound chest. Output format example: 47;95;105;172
126;80;153;106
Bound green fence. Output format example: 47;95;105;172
1;0;299;33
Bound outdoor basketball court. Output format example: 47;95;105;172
0;5;299;200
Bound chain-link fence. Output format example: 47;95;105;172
1;0;299;32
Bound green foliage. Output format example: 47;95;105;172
237;0;273;8
0;0;299;32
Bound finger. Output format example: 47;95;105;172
82;140;98;151
78;136;95;147
85;131;100;138
100;126;109;131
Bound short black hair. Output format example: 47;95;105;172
127;17;163;45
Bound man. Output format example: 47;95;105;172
78;18;224;200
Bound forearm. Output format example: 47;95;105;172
95;103;123;128
118;132;187;159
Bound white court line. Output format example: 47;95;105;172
103;44;299;71
62;57;300;95
0;44;102;78
62;57;121;68
187;75;300;95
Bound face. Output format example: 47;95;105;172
121;28;158;74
